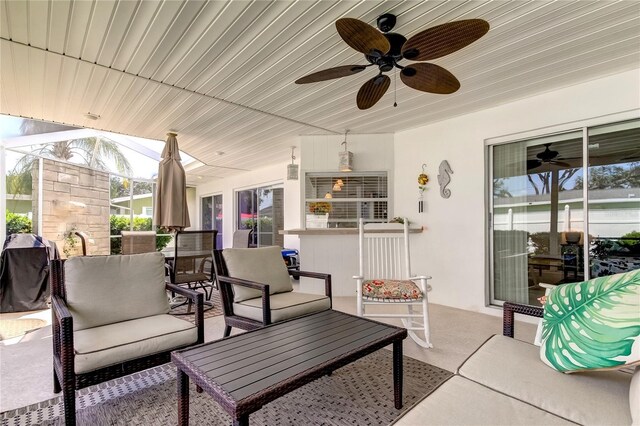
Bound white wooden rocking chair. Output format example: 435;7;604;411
354;218;433;348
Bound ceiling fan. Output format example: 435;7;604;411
527;144;572;170
295;13;489;110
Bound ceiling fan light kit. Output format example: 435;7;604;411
295;14;489;110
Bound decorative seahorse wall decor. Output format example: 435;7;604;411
438;160;454;198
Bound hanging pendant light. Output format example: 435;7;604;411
287;146;299;180
338;130;353;172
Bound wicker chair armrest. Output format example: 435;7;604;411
165;283;204;343
51;295;72;325
218;275;269;291
217;275;271;325
166;283;199;300
289;270;332;301
503;302;543;338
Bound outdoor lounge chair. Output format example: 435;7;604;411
50;252;204;425
212;246;332;336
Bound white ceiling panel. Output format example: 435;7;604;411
1;0;639;180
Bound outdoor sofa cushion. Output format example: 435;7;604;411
458;335;633;425
223;247;293;302
232;292;331;323
395;375;573;425
631;366;640;425
73;314;197;374
64;252;169;331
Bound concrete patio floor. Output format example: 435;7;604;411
0;296;536;413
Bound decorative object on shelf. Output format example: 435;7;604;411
306;213;329;228
307;202;331;228
418;164;429;213
324;192;333;199
309;202;332;215
438;160;453;199
287;146;299;180
389;217;410;225
338;130;353;172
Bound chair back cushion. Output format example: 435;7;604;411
222;246;292;302
64;252;170;331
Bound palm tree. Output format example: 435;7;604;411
7;119;132;198
16;118;132;174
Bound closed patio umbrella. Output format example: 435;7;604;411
153;132;190;232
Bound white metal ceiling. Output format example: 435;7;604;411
1;0;639;182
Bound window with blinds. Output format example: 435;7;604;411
304;172;389;228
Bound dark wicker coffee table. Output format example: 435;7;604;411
171;309;407;425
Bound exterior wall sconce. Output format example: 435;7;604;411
287;146;299;180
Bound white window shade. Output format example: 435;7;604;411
304;172;388;228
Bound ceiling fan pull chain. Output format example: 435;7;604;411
394;70;398;107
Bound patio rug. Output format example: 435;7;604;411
0;349;452;426
0;319;46;341
169;286;223;322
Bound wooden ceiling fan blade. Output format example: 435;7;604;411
402;19;489;61
336;18;390;55
357;75;390;110
400;63;460;94
550;160;572;168
295;65;366;84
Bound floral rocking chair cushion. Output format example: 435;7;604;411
362;279;423;301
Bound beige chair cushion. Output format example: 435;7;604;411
458;335;633;426
64;253;170;331
395;376;573;425
223;246;293;302
233;292;330;323
631;366;640;426
73;314;196;373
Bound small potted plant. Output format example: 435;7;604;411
307;202;332;228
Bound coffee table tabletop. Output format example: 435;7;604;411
171;309;407;425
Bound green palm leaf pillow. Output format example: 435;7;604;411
540;269;640;373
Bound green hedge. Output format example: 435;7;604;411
110;215;172;254
5;210;32;235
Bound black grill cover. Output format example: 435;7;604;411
0;234;59;313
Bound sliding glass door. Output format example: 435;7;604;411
489;119;639;305
237;185;284;247
201;194;223;248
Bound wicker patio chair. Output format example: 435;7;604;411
51;252;204;426
212;246;332;337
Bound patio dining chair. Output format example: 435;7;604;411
167;230;217;313
213;246;332;337
354;218;433;348
232;229;252;248
121;230;157;254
